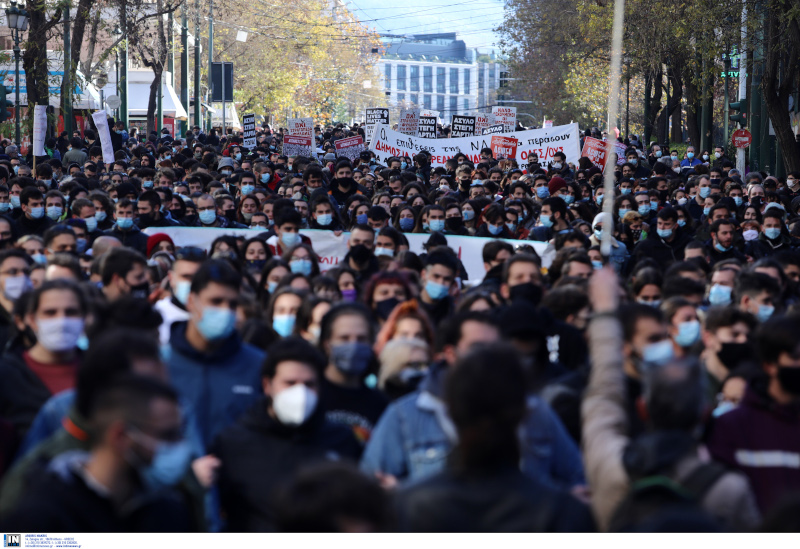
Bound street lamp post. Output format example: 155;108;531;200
113;26;122;120
5;1;29;149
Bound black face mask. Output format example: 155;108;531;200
224;210;238;222
445;217;463;232
508;282;542;307
129;281;150;300
717;342;755;371
349;244;374;266
374;297;401;320
778;367;800;396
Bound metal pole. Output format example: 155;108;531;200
664;65;670;147
167;10;174;88
115;51;119;121
625;72;630;138
208;0;213;132
601;0;626;258
221;64;225;136
120;2;129;127
724;57;730;148
644;73;651;146
14;31;20;148
63;3;73;136
180;3;188;137
737;6;748;174
193;0;201;130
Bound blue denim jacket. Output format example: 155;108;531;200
361;364;586;490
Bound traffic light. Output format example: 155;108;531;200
0;86;12;123
730;100;747;127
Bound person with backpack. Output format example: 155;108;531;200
582;267;760;532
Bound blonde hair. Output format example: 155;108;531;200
377;337;430;390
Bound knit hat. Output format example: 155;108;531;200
548;176;567;196
147;233;175;258
218;157;235;169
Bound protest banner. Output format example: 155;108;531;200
475;113;492;135
543;120;554;128
482;124;504;135
365;108;389;145
142;227;547;282
370;122;581;168
334;135;365;161
242;113;256;149
285;117;314;156
450;115;476;138
91;110;115;165
581;136;609;170
492;106;516;132
398;108;420;136
420;109;440;119
32;105;47;157
615;141;627;165
490;135;518;160
417;116;437;139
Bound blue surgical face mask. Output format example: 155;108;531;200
290;258;313;276
536;187;550;199
562;194;575;204
714;242;730;253
28;206;44;219
46;206;63;220
675;320;700;348
638;204;650;216
199;209;217;225
703;206;711;216
241;184;255;196
10;195;20;208
261;173;271;184
733;196;743;207
316;213;332;226
117;217;134;230
84;216;97;232
138;437;193;490
757;304;775;322
592;260;603;270
655;150;663;158
95;210;107;222
687;152;695;159
196;306;236;341
422;221;430;232
487;223;502;235
0;202;9;212
621;188;632;195
399;217;415;231
629;158;638;166
143;180;154;189
462;209;475;221
618;208;630;219
671;155;678;162
594;229;604;240
235;153;242;161
708;284;732;306
400;161;408;170
267;281;279;294
595;194;604;205
506;222;517;233
272;314;296;337
429;219;445;232
425;279;450;300
657;228;672;239
699;186;710;198
642;339;674;366
356;213;369;225
765;227;782;240
650;200;659;210
638;299;661;308
174;281;191;305
677;218;686;227
540;214;553;228
281;231;302;248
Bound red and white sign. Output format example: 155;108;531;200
492;106;516;132
732;129;752;149
490;135;518;160
475;113;492;135
398;108;420;136
334;135;365;161
581;136;609;170
287;117;313;138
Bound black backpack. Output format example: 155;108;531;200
608;462;728;532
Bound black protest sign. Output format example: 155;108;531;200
418;116;437;139
451;115;476;138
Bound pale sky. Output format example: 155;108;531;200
346;0;505;55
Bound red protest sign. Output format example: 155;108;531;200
490;135;518;160
581;136;608;170
732;129;752;148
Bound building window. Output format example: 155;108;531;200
463;68;470;94
384;63;392;87
424;94;432;109
411;94;419;106
397;65;406;90
449;95;457;113
423;66;432;92
463;98;469;111
397;93;405;105
436;67;445;93
450;68;458;94
410;66;419;92
437;94;444;112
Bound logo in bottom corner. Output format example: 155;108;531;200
3;535;20;547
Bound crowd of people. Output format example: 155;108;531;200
0;117;798;533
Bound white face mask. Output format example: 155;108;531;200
4;274;31;300
35;317;85;352
272;383;317;426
